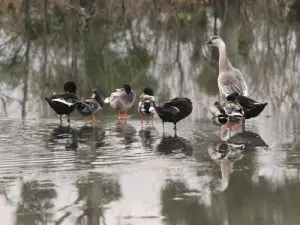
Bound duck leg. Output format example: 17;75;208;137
84;116;88;125
118;110;121;120
140;114;144;125
174;123;177;137
151;115;154;127
124;111;127;124
91;114;100;124
227;121;233;137
60;115;62;125
67;115;70;124
242;118;246;132
217;127;221;136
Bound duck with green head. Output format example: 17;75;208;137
104;83;136;122
138;87;156;125
76;88;104;125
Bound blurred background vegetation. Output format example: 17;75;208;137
0;0;300;119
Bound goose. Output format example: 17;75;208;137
205;36;248;100
45;81;79;124
154;97;193;135
104;83;136;121
76;88;104;125
226;92;268;119
138;87;156;125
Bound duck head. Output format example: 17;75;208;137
64;81;77;93
139;87;154;99
91;88;104;106
123;83;132;95
205;36;225;49
226;92;239;102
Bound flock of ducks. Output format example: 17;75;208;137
45;36;267;135
45;82;193;135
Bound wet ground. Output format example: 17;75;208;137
1;113;300;225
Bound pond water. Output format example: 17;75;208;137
0;113;300;225
1;0;300;224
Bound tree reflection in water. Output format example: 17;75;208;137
74;172;121;225
15;180;57;225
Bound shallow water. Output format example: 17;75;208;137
0;113;300;225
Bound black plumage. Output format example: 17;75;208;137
226;92;268;119
45;81;79;124
154;97;193;134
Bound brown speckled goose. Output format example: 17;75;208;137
205;36;248;100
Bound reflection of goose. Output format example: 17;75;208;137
139;127;159;150
49;126;78;150
208;131;267;193
111;122;137;147
77;126;105;148
156;135;193;156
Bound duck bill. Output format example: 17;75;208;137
91;93;96;98
139;93;145;99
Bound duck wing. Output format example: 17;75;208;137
218;69;248;97
155;105;180;119
227;93;268;118
76;99;100;114
104;89;124;103
156;97;192;122
46;92;79;107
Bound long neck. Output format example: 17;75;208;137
218;41;233;72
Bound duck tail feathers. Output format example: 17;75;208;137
104;97;111;103
45;97;50;103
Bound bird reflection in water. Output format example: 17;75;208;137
49;126;78;150
77;125;106;149
111;122;137;148
156;135;193;156
208;131;268;193
139;126;159;150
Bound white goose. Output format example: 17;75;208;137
205;36;248;100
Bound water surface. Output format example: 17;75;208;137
0;113;300;225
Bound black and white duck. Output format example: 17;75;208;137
104;83;136;122
138;87;156;125
154;97;193;135
208;101;229;127
76;88;104;125
45;81;79;125
226;92;268;119
208;100;243;125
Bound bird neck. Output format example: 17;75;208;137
95;95;104;107
218;41;233;72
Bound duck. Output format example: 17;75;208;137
138;87;156;125
208;101;229;127
76;88;104;125
205;36;248;100
226;92;268;119
208;100;243;134
104;83;136;121
45;81;79;124
154;97;193;135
